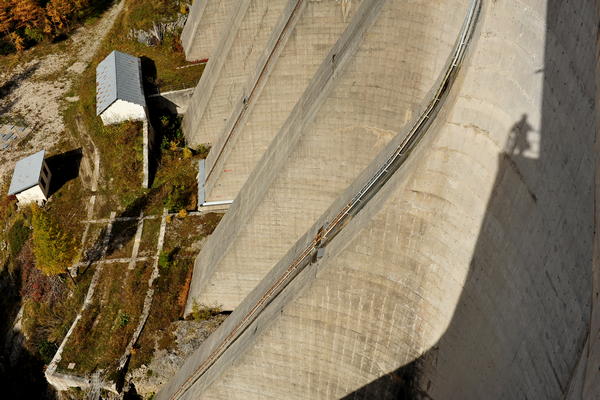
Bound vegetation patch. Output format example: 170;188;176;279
0;0;115;55
8;215;30;260
43;151;89;250
128;255;189;370
138;217;160;256
190;301;222;322
21;262;95;363
129;214;223;371
58;261;152;377
163;212;223;257
31;204;79;276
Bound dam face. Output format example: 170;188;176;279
180;0;235;61
161;0;598;398
203;0;363;203
187;0;470;312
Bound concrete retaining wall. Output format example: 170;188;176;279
142;115;156;188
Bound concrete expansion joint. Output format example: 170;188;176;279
161;1;481;398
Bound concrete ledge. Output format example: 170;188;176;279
148;88;195;115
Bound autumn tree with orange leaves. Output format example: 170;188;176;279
0;0;92;52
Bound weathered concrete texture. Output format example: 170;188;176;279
186;0;470;313
416;1;596;397
575;3;600;396
182;0;291;146
159;0;596;398
203;0;361;202
180;0;235;62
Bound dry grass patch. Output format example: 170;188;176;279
58;261;152;378
138;217;160;257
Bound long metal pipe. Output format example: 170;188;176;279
166;1;481;398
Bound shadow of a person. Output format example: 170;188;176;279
506;114;534;156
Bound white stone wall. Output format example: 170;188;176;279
100;100;146;125
16;185;47;205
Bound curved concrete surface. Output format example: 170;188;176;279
180;0;235;62
186;0;470;312
203;0;362;202
161;0;596;398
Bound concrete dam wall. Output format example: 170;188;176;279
187;0;470;312
203;0;363;203
180;0;235;62
162;0;598;398
182;0;291;146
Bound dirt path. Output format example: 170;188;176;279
0;0;125;187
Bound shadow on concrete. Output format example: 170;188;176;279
105;193;152;257
45;148;83;197
148;95;180;115
341;0;595;398
341;359;430;400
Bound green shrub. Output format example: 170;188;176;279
164;183;191;211
31;204;78;276
117;313;130;328
191;300;221;322
158;250;171;269
195;144;210;159
158;113;184;150
8;217;30;258
37;340;58;364
24;27;44;43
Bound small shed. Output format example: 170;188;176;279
96;50;147;125
8;150;52;205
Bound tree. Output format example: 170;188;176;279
8;31;25;51
31;204;78;276
45;0;75;32
0;0;13;34
11;0;44;30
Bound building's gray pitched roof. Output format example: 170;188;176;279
96;50;146;116
8;150;45;195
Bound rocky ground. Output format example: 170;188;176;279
127;316;226;397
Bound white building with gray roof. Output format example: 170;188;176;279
8;150;51;205
96;50;147;125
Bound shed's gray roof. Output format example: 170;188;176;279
8;150;45;195
96;50;146;116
